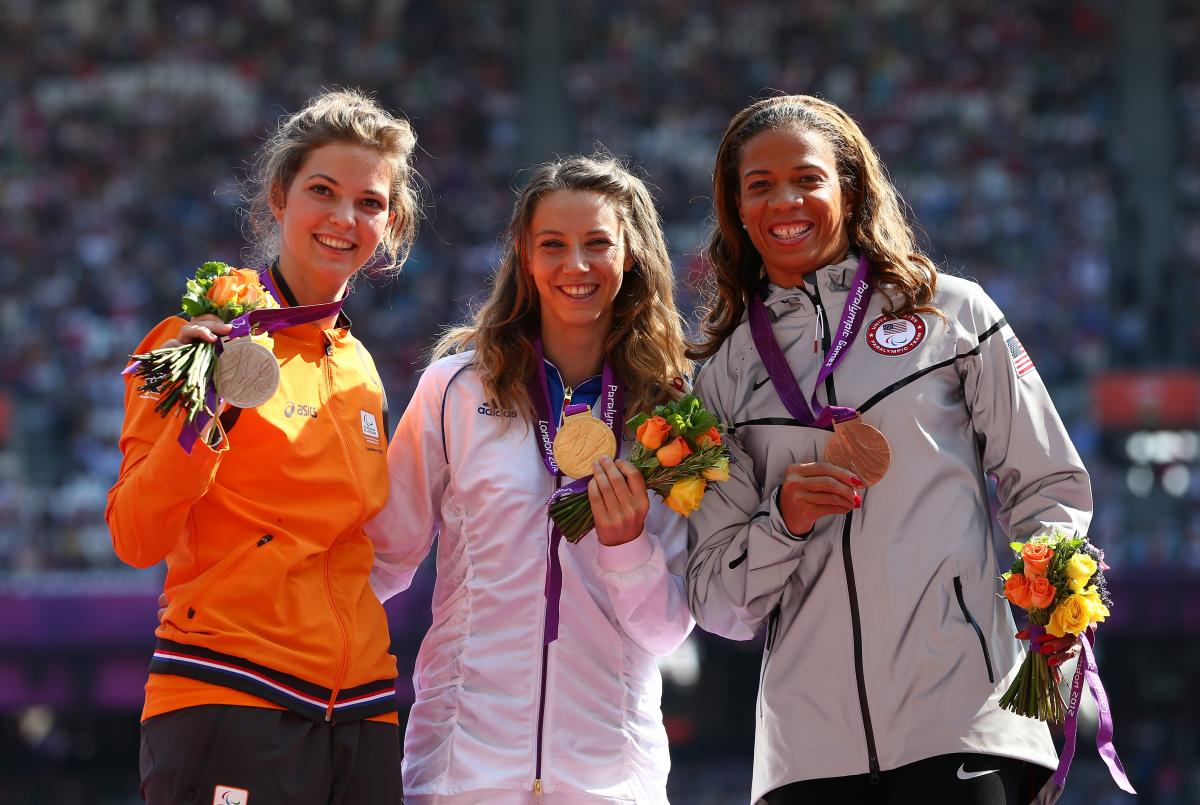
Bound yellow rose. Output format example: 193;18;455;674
1079;585;1110;624
702;457;729;482
1065;553;1097;592
665;477;707;517
1046;594;1091;637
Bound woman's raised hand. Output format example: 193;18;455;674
778;461;863;536
161;314;232;349
588;456;651;547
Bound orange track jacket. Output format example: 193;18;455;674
107;269;397;724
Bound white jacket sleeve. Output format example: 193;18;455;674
364;361;454;602
960;291;1092;538
594;496;695;657
683;356;807;641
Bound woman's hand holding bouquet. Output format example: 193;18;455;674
549;395;731;543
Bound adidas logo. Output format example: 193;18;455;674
477;401;518;418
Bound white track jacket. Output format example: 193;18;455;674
367;352;693;804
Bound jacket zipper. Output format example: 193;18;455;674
321;333;356;722
533;373;582;795
954;576;996;683
805;279;881;782
533;471;563;799
186;534;274;619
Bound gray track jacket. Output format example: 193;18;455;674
686;255;1091;803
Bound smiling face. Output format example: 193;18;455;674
736;125;853;287
527;189;631;342
270;141;394;302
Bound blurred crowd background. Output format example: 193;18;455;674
2;0;1198;802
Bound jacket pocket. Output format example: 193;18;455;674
953;576;995;684
757;604;781;718
185;534;276;620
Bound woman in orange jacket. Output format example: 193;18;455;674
106;88;419;805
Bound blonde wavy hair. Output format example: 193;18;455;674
435;154;689;420
690;94;941;360
244;87;420;272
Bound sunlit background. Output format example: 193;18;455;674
2;1;1197;802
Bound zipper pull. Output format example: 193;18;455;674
562;385;573;409
813;306;825;353
534;778;543;801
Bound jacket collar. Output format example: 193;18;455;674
269;260;354;330
758;253;860;308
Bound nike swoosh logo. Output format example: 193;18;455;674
752;377;771;391
956;764;998;780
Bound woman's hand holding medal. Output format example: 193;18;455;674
160;313;231;442
587;456;651;546
779;461;863;536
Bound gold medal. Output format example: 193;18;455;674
552;409;617;479
823;414;891;486
215;337;280;408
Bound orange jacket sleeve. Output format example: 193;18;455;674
105;317;228;569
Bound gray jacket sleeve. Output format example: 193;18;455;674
684;354;809;641
959;292;1092;538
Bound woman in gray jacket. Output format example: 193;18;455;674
685;94;1084;804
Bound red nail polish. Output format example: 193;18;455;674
850;477;863;488
853;493;862;508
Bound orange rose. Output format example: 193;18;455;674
1021;542;1054;579
636;416;671;450
697;426;722;448
1028;576;1056;610
1003;573;1032;609
656;437;693;468
208;268;268;307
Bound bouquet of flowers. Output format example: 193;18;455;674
549;394;731;543
998;527;1112;722
127;261;278;424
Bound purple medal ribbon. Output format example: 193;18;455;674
528;337;623;644
747;254;872;428
125;266;343;453
1040;626;1136;794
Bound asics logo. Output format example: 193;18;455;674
283;401;318;418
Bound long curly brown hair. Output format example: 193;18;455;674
434;154;689;420
689;94;941;360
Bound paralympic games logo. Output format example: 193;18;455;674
866;314;926;356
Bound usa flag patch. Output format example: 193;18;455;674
1006;334;1034;377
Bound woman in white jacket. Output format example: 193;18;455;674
366;154;695;804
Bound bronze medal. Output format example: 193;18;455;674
552;410;617;479
215;337;280;408
823;414;891;486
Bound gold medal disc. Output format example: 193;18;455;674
215;337;280;408
552;411;617;479
823;415;891;486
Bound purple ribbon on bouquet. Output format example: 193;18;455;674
746;254;872;428
124;266;343;454
528;338;622;644
1028;626;1136;795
